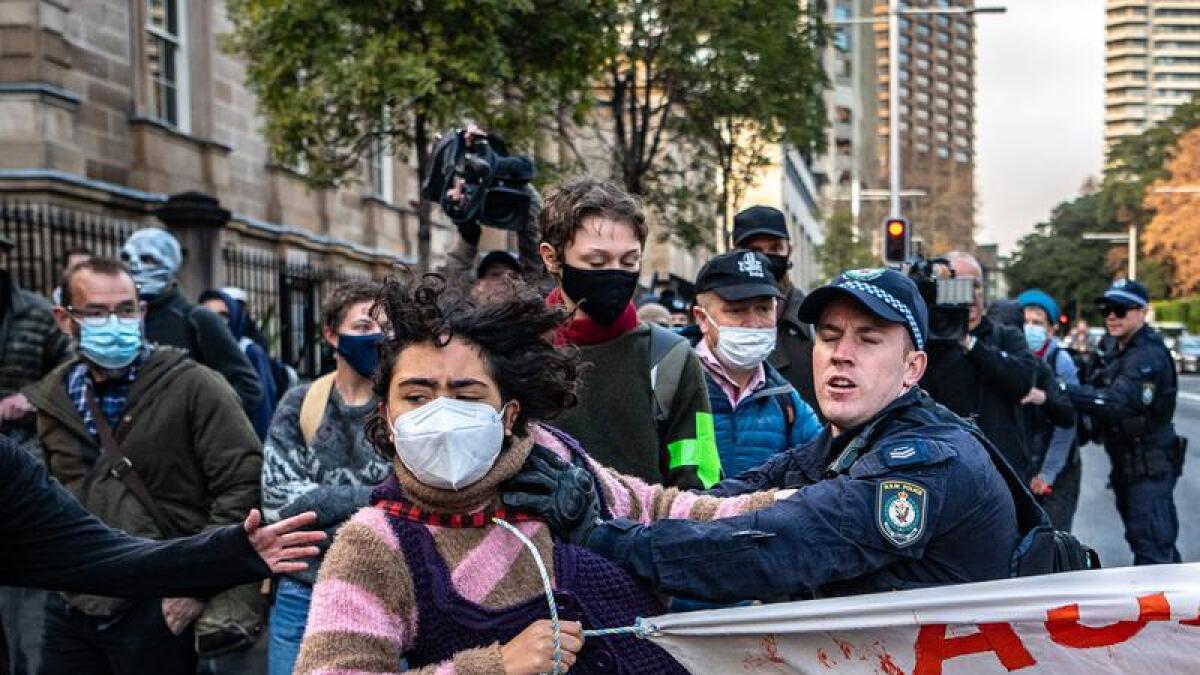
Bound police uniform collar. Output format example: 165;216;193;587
823;387;923;477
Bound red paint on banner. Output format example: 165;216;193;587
913;623;1037;675
878;651;905;675
1045;592;1170;648
833;636;854;659
817;648;835;668
743;634;787;670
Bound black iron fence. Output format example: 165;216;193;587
0;199;140;296
222;247;373;379
2;197;379;379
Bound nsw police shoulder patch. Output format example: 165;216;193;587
876;479;928;548
1142;382;1155;406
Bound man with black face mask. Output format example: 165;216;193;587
537;178;719;489
732;206;819;416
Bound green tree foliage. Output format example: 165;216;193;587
1010;96;1200;312
575;0;828;250
224;0;615;267
815;211;877;284
1005;194;1113;323
669;1;828;247
1100;96;1200;228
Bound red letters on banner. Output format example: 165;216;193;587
913;622;1037;675
1044;592;1170;648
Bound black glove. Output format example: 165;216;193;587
500;444;600;545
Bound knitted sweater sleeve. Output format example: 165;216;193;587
295;508;507;675
531;425;776;524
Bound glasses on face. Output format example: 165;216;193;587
1100;304;1129;319
67;304;141;327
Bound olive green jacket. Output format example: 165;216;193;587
24;347;262;615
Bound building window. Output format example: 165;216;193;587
916;141;930;153
836;106;853;123
916;40;931;53
145;0;188;131
936;146;950;159
936;48;949;60
367;136;394;202
954;150;970;163
955;37;970;50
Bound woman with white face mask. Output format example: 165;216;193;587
293;274;780;675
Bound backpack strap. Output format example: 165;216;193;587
299;373;337;447
647;324;692;425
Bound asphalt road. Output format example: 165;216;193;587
1072;372;1200;567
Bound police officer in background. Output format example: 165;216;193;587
503;269;1041;601
1067;279;1182;565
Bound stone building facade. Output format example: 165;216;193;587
1;1;718;358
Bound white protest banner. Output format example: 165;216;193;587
641;563;1200;674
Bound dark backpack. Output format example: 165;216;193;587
920;396;1101;576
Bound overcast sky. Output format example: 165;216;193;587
975;0;1104;254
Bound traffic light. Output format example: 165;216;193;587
882;216;910;263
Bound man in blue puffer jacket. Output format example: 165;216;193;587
689;251;821;478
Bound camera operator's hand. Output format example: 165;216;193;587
500;445;600;545
464;123;488;147
1030;475;1053;497
1020;387;1047;406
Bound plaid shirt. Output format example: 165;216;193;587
66;350;148;442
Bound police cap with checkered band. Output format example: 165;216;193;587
798;268;930;351
695;250;783;302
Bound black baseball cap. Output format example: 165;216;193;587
476;250;521;279
695;250;783;301
1096;279;1149;309
798;268;929;351
732;206;789;246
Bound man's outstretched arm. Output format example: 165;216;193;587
1;438;323;595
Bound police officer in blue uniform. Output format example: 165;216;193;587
1066;280;1182;565
503;269;1043;601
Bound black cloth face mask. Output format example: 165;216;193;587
765;254;791;281
560;264;639;325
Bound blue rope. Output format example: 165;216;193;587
492;518;654;674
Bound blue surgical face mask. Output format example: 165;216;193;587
128;266;172;299
78;317;143;370
336;332;385;380
1024;323;1048;352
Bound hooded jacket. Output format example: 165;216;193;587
143;286;264;414
24;347;262;615
199;289;278;439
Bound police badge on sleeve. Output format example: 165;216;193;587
876;480;928;548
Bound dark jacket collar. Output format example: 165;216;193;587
778;286;808;333
793;387;924;481
146;284;185;312
25;346;192;443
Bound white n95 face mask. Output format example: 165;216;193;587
707;314;777;370
391;397;507;490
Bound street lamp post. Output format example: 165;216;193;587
832;4;1005;222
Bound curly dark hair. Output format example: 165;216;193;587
364;271;580;459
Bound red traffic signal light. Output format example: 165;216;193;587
883;217;910;263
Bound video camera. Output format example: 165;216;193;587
421;128;535;232
903;256;976;343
